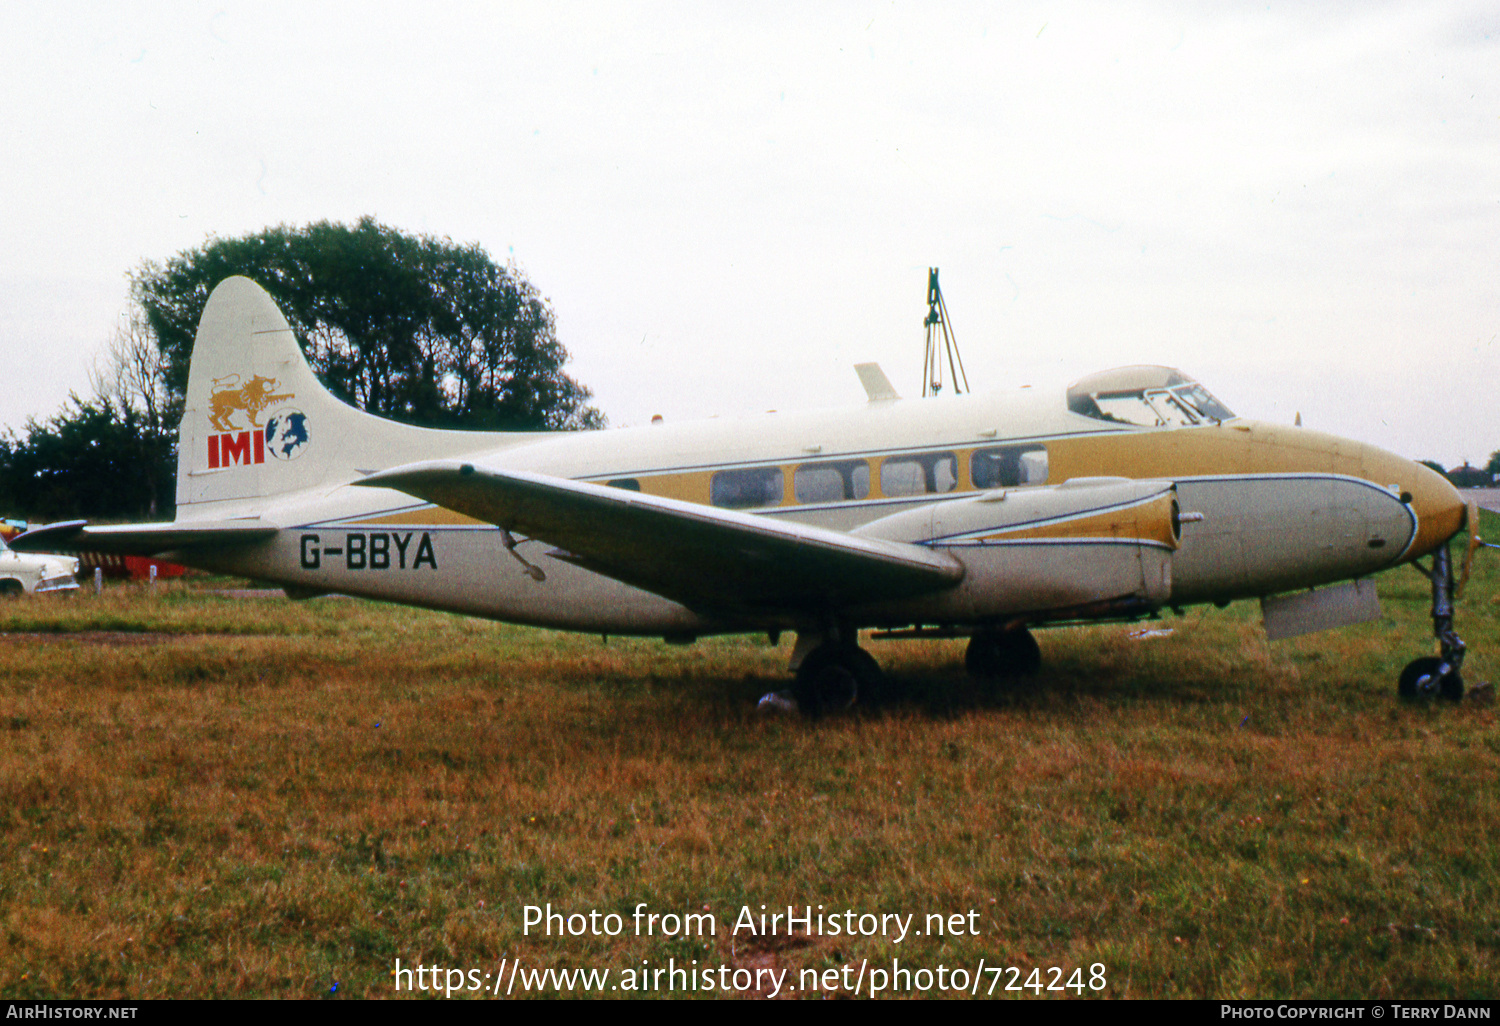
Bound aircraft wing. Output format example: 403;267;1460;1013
10;519;278;556
358;461;964;613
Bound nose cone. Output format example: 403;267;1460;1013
1404;461;1466;558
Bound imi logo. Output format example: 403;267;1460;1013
207;409;310;468
205;373;308;469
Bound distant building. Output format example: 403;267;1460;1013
1446;463;1491;488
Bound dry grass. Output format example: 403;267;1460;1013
1;515;1497;999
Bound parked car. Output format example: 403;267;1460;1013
0;533;79;596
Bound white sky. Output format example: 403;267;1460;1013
2;1;1496;467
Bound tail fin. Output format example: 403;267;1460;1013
177;277;521;510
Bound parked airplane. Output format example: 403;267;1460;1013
14;277;1477;712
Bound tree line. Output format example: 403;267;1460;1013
0;219;602;523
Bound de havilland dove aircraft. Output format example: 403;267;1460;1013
15;277;1480;713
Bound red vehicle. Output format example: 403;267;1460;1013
77;553;189;581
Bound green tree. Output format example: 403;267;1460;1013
2;220;602;524
133;217;603;431
1;310;176;522
1487;451;1500;481
0;394;174;522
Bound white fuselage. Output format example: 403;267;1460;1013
173;385;1457;637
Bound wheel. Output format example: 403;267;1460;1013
0;579;24;598
843;646;888;705
965;628;1041;681
1398;657;1464;702
793;643;883;717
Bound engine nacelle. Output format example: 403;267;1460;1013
853;478;1178;622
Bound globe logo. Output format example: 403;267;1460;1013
264;409;310;461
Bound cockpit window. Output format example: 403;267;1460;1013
1142;388;1203;427
1067;366;1234;428
1171;383;1234;422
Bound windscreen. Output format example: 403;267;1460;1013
1068;369;1234;428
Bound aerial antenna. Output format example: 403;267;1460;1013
921;267;968;397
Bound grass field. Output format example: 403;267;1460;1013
1;513;1497;1000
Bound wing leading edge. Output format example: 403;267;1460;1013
357;461;964;613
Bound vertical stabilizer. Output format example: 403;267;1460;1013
177;277;527;510
854;362;901;402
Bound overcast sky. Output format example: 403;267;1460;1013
2;2;1496;467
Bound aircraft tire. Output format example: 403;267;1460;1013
1397;657;1464;702
966;628;1041;681
794;643;882;717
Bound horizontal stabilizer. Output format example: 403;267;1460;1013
11;519;277;556
357;461;963;613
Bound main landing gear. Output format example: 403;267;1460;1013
777;624;1048;716
965;627;1041;682
1401;542;1465;702
792;634;884;718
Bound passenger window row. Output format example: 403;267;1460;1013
705;444;1048;510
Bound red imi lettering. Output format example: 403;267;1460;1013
216;431;264;467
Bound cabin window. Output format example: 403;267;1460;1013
606;478;641;491
794;460;871;504
880;452;957;497
710;466;784;509
971;445;1048;489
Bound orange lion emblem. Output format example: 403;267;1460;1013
209;374;295;432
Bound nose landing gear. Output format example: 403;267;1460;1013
1401;542;1465;702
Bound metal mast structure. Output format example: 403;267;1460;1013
921;267;968;397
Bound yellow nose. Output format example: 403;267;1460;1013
1399;460;1465;559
